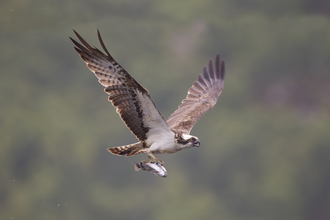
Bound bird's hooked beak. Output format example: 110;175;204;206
194;140;201;147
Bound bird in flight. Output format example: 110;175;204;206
70;30;225;166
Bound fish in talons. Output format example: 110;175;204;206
133;161;167;178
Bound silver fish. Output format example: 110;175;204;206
133;162;167;178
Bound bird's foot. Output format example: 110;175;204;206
149;158;164;166
141;158;150;164
142;154;164;166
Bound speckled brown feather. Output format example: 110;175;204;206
70;30;167;142
108;142;147;157
166;54;225;134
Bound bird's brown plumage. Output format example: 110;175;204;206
166;54;225;134
107;142;147;156
70;30;167;142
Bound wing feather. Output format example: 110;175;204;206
166;54;225;134
70;30;171;142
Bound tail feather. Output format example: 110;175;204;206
108;142;147;157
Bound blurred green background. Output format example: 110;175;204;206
1;0;330;219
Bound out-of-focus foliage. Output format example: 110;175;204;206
1;0;330;220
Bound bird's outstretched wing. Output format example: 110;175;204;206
70;30;171;142
166;54;225;134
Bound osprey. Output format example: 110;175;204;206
70;30;225;166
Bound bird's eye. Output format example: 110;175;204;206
190;138;195;142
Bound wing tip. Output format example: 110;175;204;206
201;54;225;83
220;59;225;81
213;53;225;82
97;30;112;58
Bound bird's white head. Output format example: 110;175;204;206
177;133;201;148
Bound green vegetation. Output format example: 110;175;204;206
1;0;330;219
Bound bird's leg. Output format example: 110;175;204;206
141;155;152;164
141;152;163;165
147;152;164;166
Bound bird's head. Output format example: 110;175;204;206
179;134;201;148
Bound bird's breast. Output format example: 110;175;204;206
150;141;182;154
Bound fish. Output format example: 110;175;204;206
133;161;167;178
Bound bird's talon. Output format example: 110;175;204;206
156;160;164;166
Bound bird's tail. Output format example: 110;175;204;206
108;142;147;157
